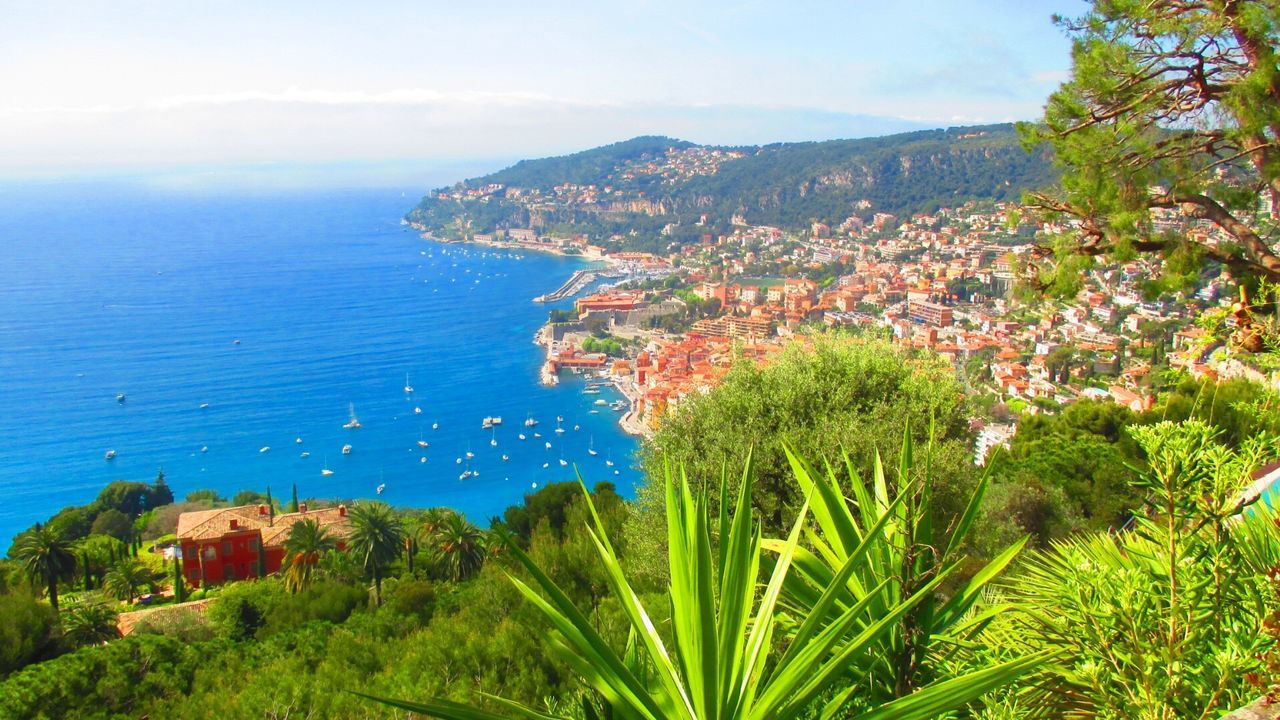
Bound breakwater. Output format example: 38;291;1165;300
534;269;595;303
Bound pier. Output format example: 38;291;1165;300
534;269;596;303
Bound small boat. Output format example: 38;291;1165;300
545;441;552;450
344;403;362;429
465;450;475;460
200;403;210;409
459;471;471;481
501;454;509;461
559;458;568;467
588;410;599;414
583;387;600;395
201;446;209;453
260;446;270;453
417;440;428;448
557;415;564;422
533;432;542;438
295;437;303;444
432;422;439;429
518;433;526;441
574;425;580;432
420;456;427;463
588;437;597;456
376;483;386;494
524;415;538;427
594;399;608;406
104;449;117;460
321;468;334;476
404;374;414;394
342;444;352;455
614;469;620;476
116;393;126;403
542;462;549;468
300;451;310;458
555;418;565;435
456;457;462;464
414;407;423;414
490;438;498;447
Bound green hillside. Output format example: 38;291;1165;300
405;124;1056;242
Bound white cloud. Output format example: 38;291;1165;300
147;87;622;111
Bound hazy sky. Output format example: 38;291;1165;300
0;0;1082;179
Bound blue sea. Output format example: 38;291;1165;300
0;179;641;544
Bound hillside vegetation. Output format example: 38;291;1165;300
406;124;1056;243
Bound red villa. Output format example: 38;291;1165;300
176;503;352;588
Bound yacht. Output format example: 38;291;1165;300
342;444;352;455
555;418;565;435
518;433;526;441
545;441;552;450
260;446;270;453
594;399;608;406
300;451;310;458
104;449;117;460
524;414;538;427
343;403;362;429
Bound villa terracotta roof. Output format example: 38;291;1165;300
177;504;352;547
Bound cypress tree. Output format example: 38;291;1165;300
289;484;299;513
82;552;92;592
173;552;186;603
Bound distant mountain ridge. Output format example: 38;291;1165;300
406;124;1056;244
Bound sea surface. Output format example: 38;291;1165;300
0;180;641;544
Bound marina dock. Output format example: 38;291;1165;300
534;269;596;303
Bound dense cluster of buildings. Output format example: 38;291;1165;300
511;194;1246;461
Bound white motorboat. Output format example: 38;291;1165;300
300;451;310;458
342;444;352;455
104;449;117;460
518;433;526;441
343;403;362;429
260;446;270;453
545;441;552;450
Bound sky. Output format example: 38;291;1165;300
0;0;1083;183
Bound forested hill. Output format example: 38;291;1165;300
406;124;1056;243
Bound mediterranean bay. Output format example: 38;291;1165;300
0;179;641;543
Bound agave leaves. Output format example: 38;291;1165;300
764;430;1032;705
359;449;1044;719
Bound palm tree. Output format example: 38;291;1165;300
281;518;337;593
359;457;1047;719
61;603;120;647
13;526;77;610
346;502;404;606
428;513;486;582
103;559;156;604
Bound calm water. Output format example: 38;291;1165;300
0;180;641;544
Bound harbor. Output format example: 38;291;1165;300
534;269;597;303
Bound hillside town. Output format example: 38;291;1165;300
434;193;1271;464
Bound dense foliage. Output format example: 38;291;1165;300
1023;0;1280;286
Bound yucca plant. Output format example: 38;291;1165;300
768;429;1031;709
357;453;1046;719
